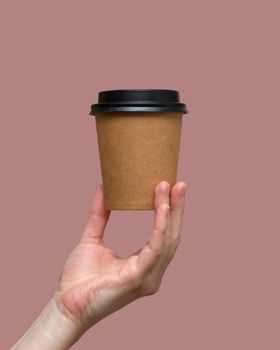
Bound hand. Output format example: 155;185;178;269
54;180;187;333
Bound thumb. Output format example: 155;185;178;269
79;184;111;245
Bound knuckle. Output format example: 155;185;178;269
148;243;164;257
153;247;164;257
141;281;160;296
128;272;145;291
131;271;161;297
154;226;166;236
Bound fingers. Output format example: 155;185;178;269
169;182;187;246
155;181;186;253
148;202;170;255
128;181;170;258
154;181;170;210
153;181;187;266
79;184;111;245
150;181;187;284
136;181;171;274
136;181;187;279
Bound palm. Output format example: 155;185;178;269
59;241;136;292
57;239;141;326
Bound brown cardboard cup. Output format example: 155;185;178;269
90;89;188;210
94;112;183;210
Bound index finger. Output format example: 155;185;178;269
136;201;170;275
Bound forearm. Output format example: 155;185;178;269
10;296;84;350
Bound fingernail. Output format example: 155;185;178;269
181;185;187;196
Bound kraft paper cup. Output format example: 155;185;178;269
89;89;188;210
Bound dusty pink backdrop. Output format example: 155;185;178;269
1;1;279;349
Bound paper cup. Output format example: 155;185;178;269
90;89;188;210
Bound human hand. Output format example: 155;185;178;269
54;180;187;333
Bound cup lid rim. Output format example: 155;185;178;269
90;89;188;115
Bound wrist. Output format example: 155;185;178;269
11;295;85;350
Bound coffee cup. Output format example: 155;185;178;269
89;89;188;210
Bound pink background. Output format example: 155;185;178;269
1;1;279;349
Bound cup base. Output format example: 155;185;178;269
105;203;155;210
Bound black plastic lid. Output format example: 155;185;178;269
89;89;188;115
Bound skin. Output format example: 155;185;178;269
11;180;187;349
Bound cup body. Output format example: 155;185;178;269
94;112;183;210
